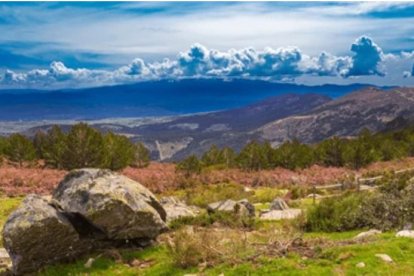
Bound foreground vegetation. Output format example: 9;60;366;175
1;167;414;275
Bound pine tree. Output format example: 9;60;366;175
201;145;221;166
176;155;202;177
237;141;269;171
315;137;346;167
63;123;105;169
4;133;36;167
45;126;67;169
103;132;135;170
219;147;237;168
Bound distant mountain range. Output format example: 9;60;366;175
3;79;413;161
0;79;367;120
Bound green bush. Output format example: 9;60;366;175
305;193;364;232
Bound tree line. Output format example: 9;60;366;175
0;123;150;170
177;127;414;175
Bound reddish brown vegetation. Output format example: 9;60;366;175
2;158;414;197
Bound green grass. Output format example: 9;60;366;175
39;233;414;276
2;194;414;276
0;196;23;246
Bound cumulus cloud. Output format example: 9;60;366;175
346;36;385;77
0;36;410;88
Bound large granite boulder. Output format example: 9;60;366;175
207;199;255;217
160;197;200;223
52;169;167;240
2;195;93;275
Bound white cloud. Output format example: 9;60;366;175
1;36;413;88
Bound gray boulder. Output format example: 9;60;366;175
160;197;200;222
52;169;168;240
2;195;93;275
269;198;289;211
207;199;255;217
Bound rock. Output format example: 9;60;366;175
396;230;414;238
259;209;302;221
354;229;381;240
375;254;393;263
207;199;255;217
0;247;11;269
160;196;200;222
269;198;289;210
84;257;95;268
2;194;93;275
53;169;167;240
356;262;366;268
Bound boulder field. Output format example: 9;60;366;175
2;169;168;275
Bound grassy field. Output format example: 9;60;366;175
38;232;414;276
1;194;413;276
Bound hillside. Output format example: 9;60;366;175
259;87;414;146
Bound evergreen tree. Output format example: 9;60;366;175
42;126;68;169
219;147;237;168
133;142;151;168
4;133;36;167
33;130;48;159
176;155;202;177
237;141;269;171
343;129;380;169
315;137;346;167
274;139;314;170
103;132;135;170
63;123;105;169
201;145;222;166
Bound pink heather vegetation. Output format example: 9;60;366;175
1;158;414;196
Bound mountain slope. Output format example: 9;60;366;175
258;87;414;145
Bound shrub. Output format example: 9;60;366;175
305;193;364;232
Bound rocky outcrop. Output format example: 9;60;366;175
160;197;200;222
207;199;255;217
2;195;94;275
2;169;167;274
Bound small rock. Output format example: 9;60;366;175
375;254;393;263
259;209;302;221
396;230;414;239
354;229;381;240
0;248;11;269
84;257;95;268
207;199;255;217
356;262;366;268
269;198;289;211
160;196;200;222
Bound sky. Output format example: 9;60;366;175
1;1;414;89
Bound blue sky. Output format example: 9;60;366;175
1;1;414;89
